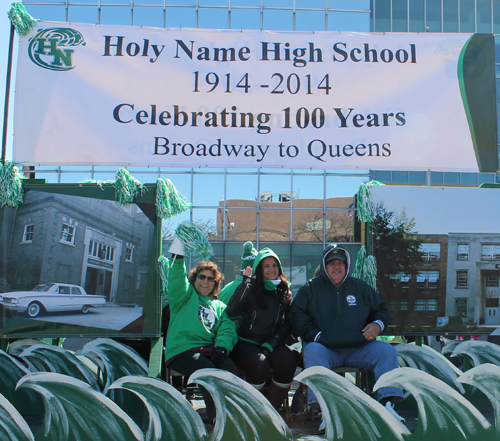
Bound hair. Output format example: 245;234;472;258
188;261;224;299
254;257;292;309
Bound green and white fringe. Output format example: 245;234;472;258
80;178;115;190
114;168;147;206
0;160;24;208
155;178;192;219
175;221;213;262
8;2;38;36
356;180;384;223
158;255;170;306
352;246;377;290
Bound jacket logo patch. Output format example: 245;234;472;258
199;305;217;330
346;295;357;306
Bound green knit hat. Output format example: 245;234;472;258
241;241;258;270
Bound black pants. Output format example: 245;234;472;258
230;341;297;386
169;350;238;421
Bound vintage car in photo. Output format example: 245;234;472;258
0;283;107;318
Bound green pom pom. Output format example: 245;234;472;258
158;255;170;306
175;221;213;262
155;178;191;219
0;160;24;208
356;180;384;223
352;246;377;290
8;2;38;36
114;168;147;206
80;178;115;190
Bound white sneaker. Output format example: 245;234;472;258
385;401;405;423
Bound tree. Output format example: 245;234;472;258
370;203;423;293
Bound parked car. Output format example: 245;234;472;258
0;283;107;318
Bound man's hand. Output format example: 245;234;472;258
362;322;381;341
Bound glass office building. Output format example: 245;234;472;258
11;0;500;287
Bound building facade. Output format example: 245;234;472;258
11;0;500;288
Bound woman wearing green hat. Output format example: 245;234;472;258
225;247;298;410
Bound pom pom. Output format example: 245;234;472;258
80;178;114;190
157;255;170;306
0;160;24;208
352;246;377;290
7;2;38;36
356;180;384;223
114;168;147;206
175;221;213;262
155;178;191;219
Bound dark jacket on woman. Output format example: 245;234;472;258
225;248;292;353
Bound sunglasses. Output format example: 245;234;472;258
197;274;215;283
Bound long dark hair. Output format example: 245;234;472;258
254;258;291;308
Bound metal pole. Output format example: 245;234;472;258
2;23;15;163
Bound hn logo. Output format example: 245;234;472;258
28;28;85;71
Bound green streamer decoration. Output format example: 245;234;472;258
7;2;38;36
158;255;170;306
80;179;115;190
114;168;147;206
0;160;24;208
352;246;377;290
155;178;192;220
356;180;384;223
175;221;213;262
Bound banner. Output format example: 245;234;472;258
13;23;497;171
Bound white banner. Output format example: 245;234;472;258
13;23;496;171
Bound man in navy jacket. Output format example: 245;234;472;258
291;245;404;423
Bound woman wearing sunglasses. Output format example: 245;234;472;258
165;243;238;424
225;247;298;411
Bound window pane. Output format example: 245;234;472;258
409;0;425;32
296;10;326;31
443;0;459;31
224;207;257;242
166;7;196;28
290;243;324;296
392;0;408;32
263;10;293;30
293;208;325;242
477;0;493;33
260;208;290;241
25;4;66;21
371;170;391;183
373;0;391;32
191;208;220;240
230;8;261;29
68;5;99;23
133;6;165;28
293;174;324;205
329;0;370;9
391;171;409;184
443;172;460;185
328;11;370;31
460;0;476;32
227;171;258;200
193;171;224;206
461;173;477;186
426;0;442;32
199;7;229;28
326;174;368;198
495;0;500;33
325;209;354;242
409;171;427;184
100;6;131;25
260;172;292;202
